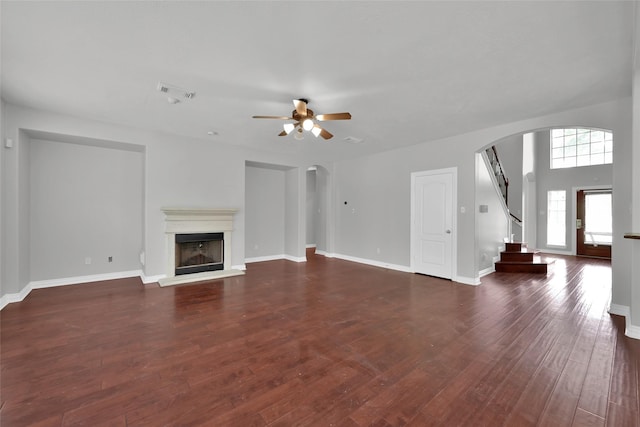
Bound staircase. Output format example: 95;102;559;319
495;242;552;274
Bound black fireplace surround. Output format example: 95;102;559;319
175;232;224;275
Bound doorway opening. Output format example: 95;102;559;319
576;189;612;259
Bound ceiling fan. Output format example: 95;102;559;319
252;99;351;140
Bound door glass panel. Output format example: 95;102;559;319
584;193;612;245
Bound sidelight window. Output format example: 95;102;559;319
547;190;566;247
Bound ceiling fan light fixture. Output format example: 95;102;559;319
311;125;322;138
283;123;295;134
302;118;314;131
294;128;304;140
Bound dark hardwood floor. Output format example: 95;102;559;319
1;250;639;426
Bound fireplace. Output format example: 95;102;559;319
159;208;244;287
175;232;224;275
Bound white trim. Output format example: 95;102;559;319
626;324;640;340
315;250;334;257
245;254;287;264
0;270;144;310
0;286;33;310
317;251;478;285
232;264;247;271
245;254;307;264
158;269;244;287
306;244;317;249
479;265;496;278
608;303;630;318
608;304;640;340
539;248;572;256
141;273;165;284
29;270;143;289
332;253;413;273
454;275;481;286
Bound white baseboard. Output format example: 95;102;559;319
608;304;640;340
0;286;33;310
141;273;165;284
29;270;143;289
0;270;144;310
245;254;287;264
454;275;481;286
232;264;247;271
626;324;640;340
479;266;496;278
327;252;479;285
245;254;307;264
539;248;573;256
609;303;630;318
306;244;317;249
315;250;334;258
331;253;413;273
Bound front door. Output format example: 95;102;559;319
576;189;612;259
411;169;455;279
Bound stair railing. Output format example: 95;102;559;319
486;146;509;207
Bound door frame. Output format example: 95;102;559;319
571;185;612;256
410;167;458;280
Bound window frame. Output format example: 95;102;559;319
550;128;613;170
547;190;567;248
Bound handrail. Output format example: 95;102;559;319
510;212;522;224
486;146;509;207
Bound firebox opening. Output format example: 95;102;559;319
175;232;224;275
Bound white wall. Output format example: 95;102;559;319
629;4;640;335
314;165;331;254
284;167;305;261
534;130;613;253
332;98;632;288
1;98;637;338
476;153;510;272
0;100;5;297
495;134;524;241
245;164;285;259
306;169;317;247
0;104;313;300
29;138;144;280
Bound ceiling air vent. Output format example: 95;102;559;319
343;136;364;144
156;81;196;103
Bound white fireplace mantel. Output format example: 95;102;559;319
158;208;244;287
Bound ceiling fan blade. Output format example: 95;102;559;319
315;112;351;121
252;115;292;120
293;99;307;116
319;128;333;140
278;130;287;136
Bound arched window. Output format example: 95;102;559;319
550;128;612;169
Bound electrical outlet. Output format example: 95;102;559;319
85;257;91;265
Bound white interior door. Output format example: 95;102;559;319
411;169;455;279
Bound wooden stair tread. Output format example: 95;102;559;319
494;253;554;274
496;256;554;264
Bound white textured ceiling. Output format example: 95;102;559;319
1;1;634;160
